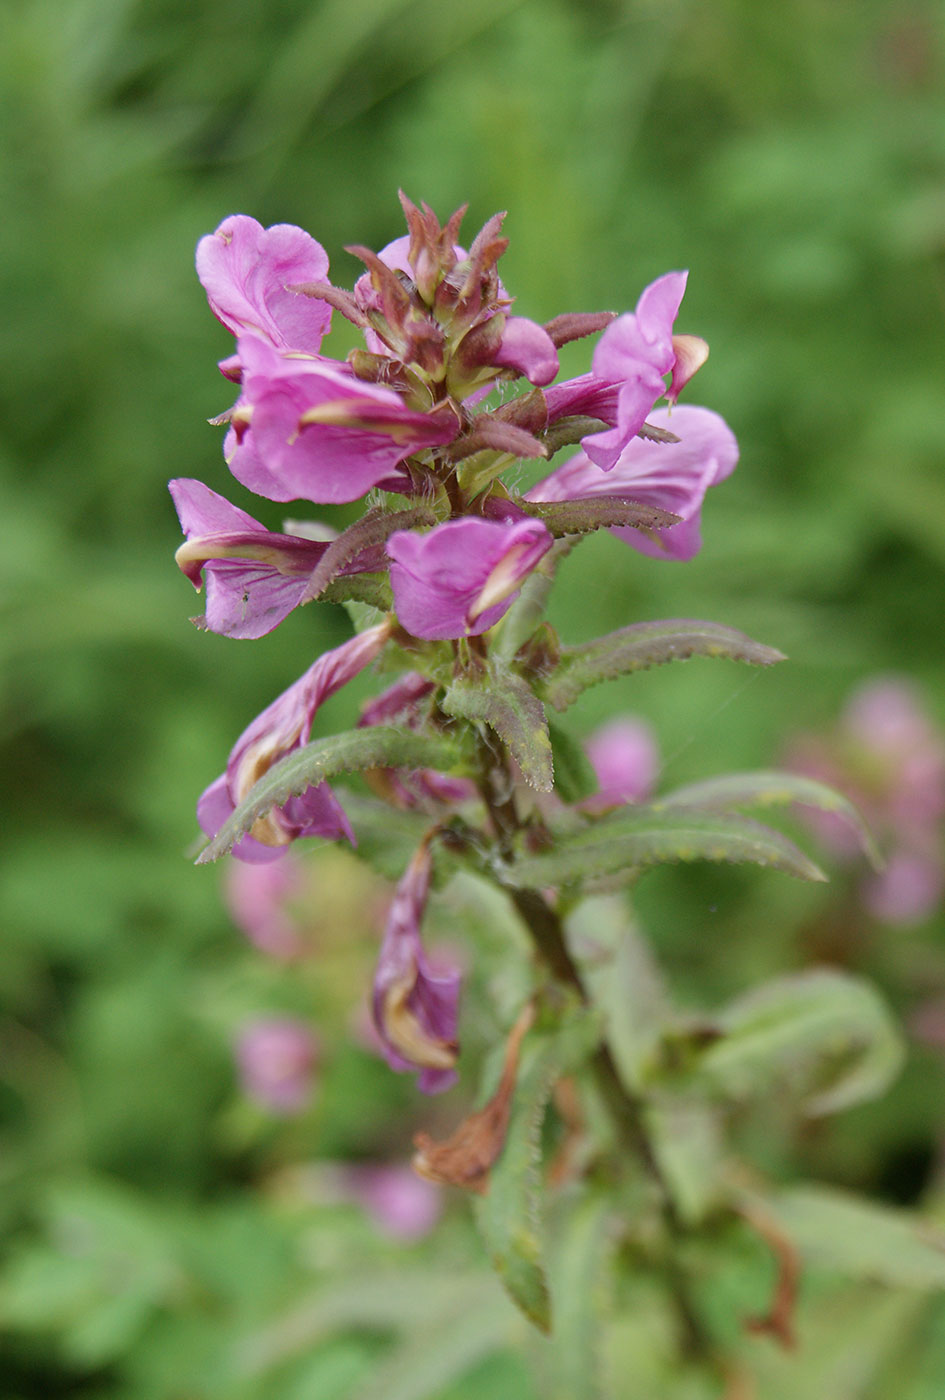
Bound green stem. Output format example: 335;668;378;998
475;732;712;1363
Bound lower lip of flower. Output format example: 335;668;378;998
468;543;534;621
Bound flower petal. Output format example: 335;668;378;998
196;215;332;352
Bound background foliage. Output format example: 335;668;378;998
1;0;944;1394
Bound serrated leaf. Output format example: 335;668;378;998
320;571;393;610
694;970;904;1116
443;663;553;792
302;504;435;603
475;1011;599;1334
741;1185;945;1290
516;495;680;538
659;769;881;869
195;727;461;863
548;720;598;804
506;806;827;890
538;619;785;712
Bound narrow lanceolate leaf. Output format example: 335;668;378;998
196;727;461;863
739;1184;945;1290
695;969;904;1117
506;806;827;891
515;496;680;539
546;1194;615;1400
443;664;553;792
475;1011;599;1334
538;619;786;712
302;504;435;603
658;770;882;869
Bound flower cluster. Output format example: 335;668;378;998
175;196;738;1091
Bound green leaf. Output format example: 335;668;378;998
744;1283;924;1400
741;1185;945;1290
547;720;598;804
349;1289;513;1400
475;1010;599;1334
443;663;553;792
506;806;827;891
537;619;785;712
515;495;680;538
693;970;904;1116
544;1194;614;1400
239;1270;505;1378
342;599;389;633
327;792;465;883
659;769;881;868
568;896;668;1091
321;571;393;610
303;504;435;603
195;727;462;863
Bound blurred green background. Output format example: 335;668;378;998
2;0;944;1394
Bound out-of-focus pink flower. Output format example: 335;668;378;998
786;677;945;925
583;718;659;812
170;478;381;638
198;624;390;862
236;1018;317;1113
372;843;461;1094
387;516;553;640
196;215;332;355
345;1164;443;1239
224;854;307;959
528;405;737;562
224;337;459;506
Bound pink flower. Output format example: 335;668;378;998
492;316;559;386
198;624;390;862
372;844;461;1094
527;405;737;561
344;1164;443;1239
224;855;307;959
544;271;707;471
583;718;659;812
170;478;380;638
224;337;459;506
387;516;553;639
236;1018;317;1113
786;677;945;924
196;215;332;355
